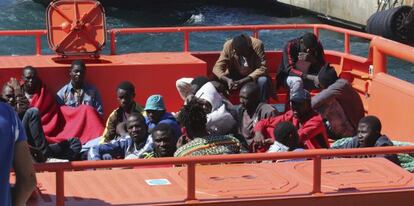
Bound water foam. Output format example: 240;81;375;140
185;13;205;24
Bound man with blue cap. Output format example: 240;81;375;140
144;94;181;142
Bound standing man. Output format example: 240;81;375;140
56;60;104;115
213;34;271;102
278;32;326;97
0;102;36;206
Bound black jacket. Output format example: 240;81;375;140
278;37;325;81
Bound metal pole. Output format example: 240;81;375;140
373;46;387;74
253;30;259;38
313;27;319;38
56;170;65;206
110;30;116;55
35;34;42;55
344;33;350;54
183;31;190;52
185;163;196;202
312;156;322;194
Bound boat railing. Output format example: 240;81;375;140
371;36;414;74
5;23;414;76
0;24;375;57
108;24;376;56
33;145;414;206
0;30;46;56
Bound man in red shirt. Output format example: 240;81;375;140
253;89;329;149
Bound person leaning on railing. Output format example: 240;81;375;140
331;115;401;166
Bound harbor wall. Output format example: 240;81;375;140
277;0;413;26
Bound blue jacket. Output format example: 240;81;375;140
145;112;181;141
88;135;153;160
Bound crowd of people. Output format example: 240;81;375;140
1;32;401;205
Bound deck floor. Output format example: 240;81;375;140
27;158;414;205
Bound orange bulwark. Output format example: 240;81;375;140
20;146;414;206
2;0;414;205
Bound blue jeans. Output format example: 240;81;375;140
257;76;271;102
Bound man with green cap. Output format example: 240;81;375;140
144;94;181;142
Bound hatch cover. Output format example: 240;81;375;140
46;0;106;56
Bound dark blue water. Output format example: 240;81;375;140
1;0;413;82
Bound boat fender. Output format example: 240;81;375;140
366;6;412;43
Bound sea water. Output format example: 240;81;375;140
0;0;413;82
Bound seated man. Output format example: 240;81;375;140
144;94;181;141
102;81;144;142
213;34;271;102
195;82;237;135
142;123;177;158
253;89;329;149
56;60;104;115
278;32;326;96
237;82;279;152
331;115;401;166
2;80;81;162
19;66;104;145
21;65;41;102
312;64;364;139
89;113;152;160
175;76;210;102
174;98;245;157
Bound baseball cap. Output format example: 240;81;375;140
290;89;311;103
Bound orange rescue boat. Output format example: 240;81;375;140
3;0;414;205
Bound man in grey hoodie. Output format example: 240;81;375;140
311;64;364;139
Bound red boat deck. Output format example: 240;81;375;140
26;158;414;206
